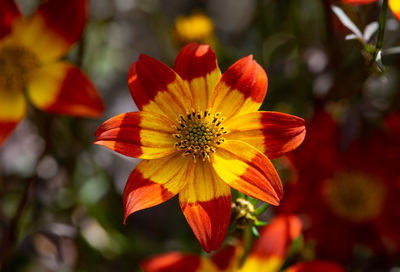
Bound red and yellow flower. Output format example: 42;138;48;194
279;111;400;262
342;0;400;21
140;215;345;272
0;0;104;146
95;43;306;252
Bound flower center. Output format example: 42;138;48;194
174;109;228;161
0;44;40;92
322;171;386;223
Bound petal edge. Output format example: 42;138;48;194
27;62;104;118
123;154;190;222
179;161;231;252
128;54;193;120
95;111;176;160
209;55;268;120
174;43;221;108
212;140;283;205
225;111;306;159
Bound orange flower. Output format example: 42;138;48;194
95;43;306;252
342;0;400;21
0;0;104;146
141;215;345;272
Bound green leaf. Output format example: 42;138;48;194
236;190;245;199
255;203;270;216
251;226;260;238
248;196;259;206
287;234;304;256
255;220;269;227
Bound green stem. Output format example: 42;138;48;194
238;226;253;268
376;0;388;51
370;0;388;67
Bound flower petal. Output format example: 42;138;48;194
0;0;21;39
123;153;190;222
208;55;267;120
288;110;340;176
224;111;306;159
0;90;26;146
211;245;241;271
173;43;221;108
286;261;346;272
251;215;302;258
141;253;202;272
141;252;218;272
95;111;177;159
239;257;282;272
389;0;400;21
241;215;302;272
212;140;282;205
385;113;400;139
27;62;103;118
179;160;231;253
14;0;87;61
342;0;376;4
128;54;193;120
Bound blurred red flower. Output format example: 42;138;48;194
0;0;104;146
141;214;345;272
279;110;400;262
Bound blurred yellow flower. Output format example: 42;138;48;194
173;12;216;45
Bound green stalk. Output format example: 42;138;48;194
238;226;253;268
370;0;388;70
376;0;388;51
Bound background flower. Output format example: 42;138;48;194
278;111;400;265
172;12;216;46
0;0;400;271
0;0;104;146
141;215;345;272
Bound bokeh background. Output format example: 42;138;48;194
1;0;400;271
